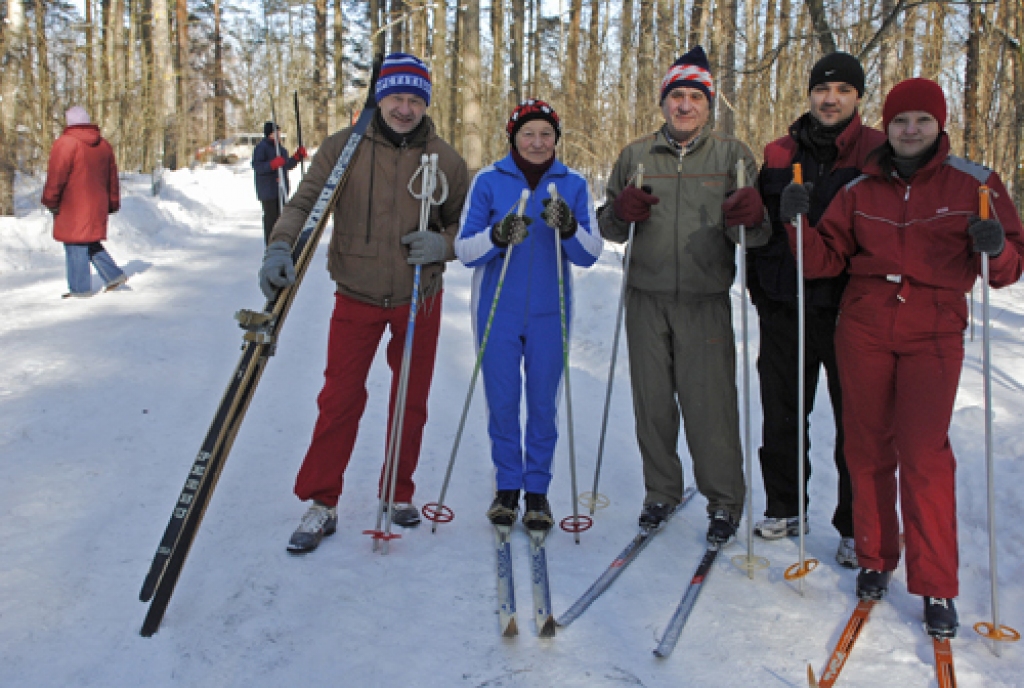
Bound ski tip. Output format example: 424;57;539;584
502;617;519;638
538;617;557;638
806;663;819;687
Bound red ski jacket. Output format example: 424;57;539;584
41;125;120;244
790;134;1024;296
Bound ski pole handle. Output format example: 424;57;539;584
547;182;558;202
635;164;644;189
792;163;803;186
979;185;990;220
516;189;529;216
737;160;745;189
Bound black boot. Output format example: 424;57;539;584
856;568;892;601
523;493;554;531
486;489;520;526
638;502;674;530
706;510;739;544
924;597;958;639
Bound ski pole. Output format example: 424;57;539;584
784;163;819;592
729;160;768;578
369;153;447;554
423;190;531;531
293;90;306;177
972;185;1021;652
269;98;287;213
548;183;591;541
582;164;644;515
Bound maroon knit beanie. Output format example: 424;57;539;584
882;78;947;131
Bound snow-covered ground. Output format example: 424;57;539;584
1;164;1022;687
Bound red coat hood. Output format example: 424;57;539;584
64;124;103;147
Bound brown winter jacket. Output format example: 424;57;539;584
270;115;469;307
41;125;120;244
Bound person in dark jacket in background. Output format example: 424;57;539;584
748;53;885;568
41;106;128;298
252;121;307;244
782;77;1024;638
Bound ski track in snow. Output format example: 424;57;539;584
0;166;1022;687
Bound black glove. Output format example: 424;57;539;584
492;212;532;249
968;217;1005;257
779;182;812;223
541;196;577;239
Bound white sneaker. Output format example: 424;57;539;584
754;515;808;540
835;537;858;568
287;503;337;553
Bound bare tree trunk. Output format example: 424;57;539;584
804;0;836;54
463;0;482;169
718;0;737;134
619;0;634;139
920;2;945;79
174;0;189;169
449;3;461;145
964;0;981;159
35;0;53;157
213;0;226;140
510;0;524;104
431;0;447;139
313;0;328;140
333;0;344;128
0;0;26;215
370;0;384;57
152;0;173;168
656;0;673;66
86;0;96;113
566;0;581;102
1013;0;1024;206
637;0;654;131
688;0;704;49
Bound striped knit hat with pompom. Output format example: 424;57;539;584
506;99;561;143
375;52;432;106
660;46;715;104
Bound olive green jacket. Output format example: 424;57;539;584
598;125;769;299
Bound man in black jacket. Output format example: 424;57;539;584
749;53;885;566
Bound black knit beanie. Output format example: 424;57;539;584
808;52;865;97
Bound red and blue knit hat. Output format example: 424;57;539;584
660;46;715;104
506;99;561;143
375;52;432;106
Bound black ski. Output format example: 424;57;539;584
138;57;382;637
653;543;721;658
556;486;697;628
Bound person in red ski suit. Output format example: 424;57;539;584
781;78;1024;638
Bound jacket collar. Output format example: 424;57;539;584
367;114;436;148
862;131;951;182
650;124;711;156
788;111;866;160
494;151;568;181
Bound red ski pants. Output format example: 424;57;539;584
293;291;442;507
835;279;964;598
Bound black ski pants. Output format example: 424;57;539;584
261;198;282;245
755;299;853;537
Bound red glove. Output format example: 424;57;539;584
722;186;765;227
613;185;660;223
293;146;308;161
269;156;286;171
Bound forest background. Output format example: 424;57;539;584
0;0;1021;216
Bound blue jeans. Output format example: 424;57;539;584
64;242;125;294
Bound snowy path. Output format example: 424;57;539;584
0;167;1021;687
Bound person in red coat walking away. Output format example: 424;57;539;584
41;106;127;298
780;78;1024;638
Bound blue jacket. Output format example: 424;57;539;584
455;154;603;325
252;137;298;201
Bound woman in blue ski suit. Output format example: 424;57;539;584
455;100;603;530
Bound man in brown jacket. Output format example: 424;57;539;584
259;53;469;553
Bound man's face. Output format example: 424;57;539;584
660;87;710;145
380;93;427;134
888;111;940;158
808;82;861;126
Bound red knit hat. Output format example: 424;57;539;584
506;99;561;143
882;78;947;131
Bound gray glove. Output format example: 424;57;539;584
401;230;447;265
968;217;1005;257
492;213;532;248
779;182;812;223
259;241;296;299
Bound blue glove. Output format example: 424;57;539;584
401;230;447;265
259;241;296;299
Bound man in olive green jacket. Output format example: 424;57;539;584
260;53;470;554
598;46;769;544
